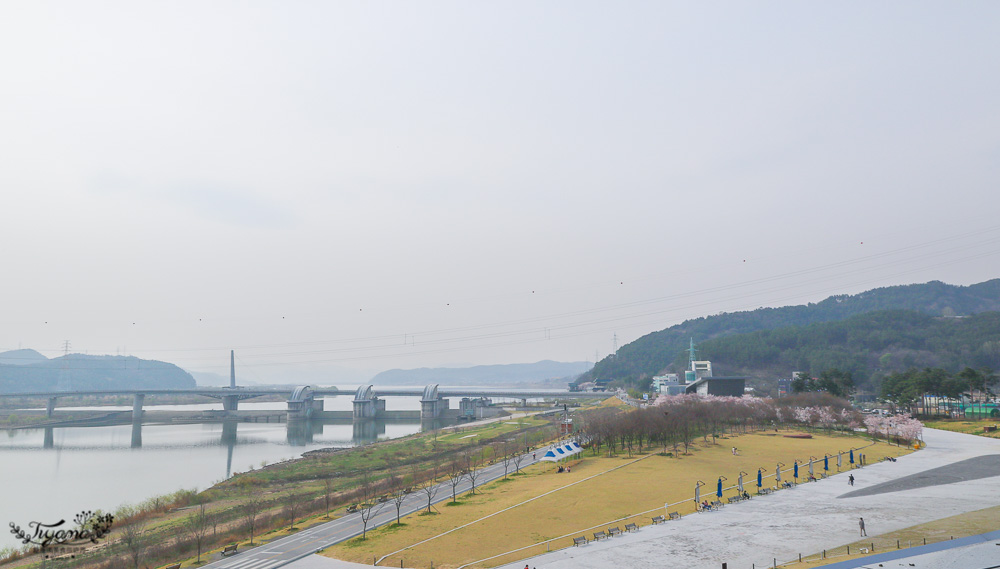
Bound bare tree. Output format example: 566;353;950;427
415;462;439;514
511;446;526;474
446;459;466;503
283;492;303;531
358;470;387;539
322;477;336;518
391;471;412;525
117;508;150;569
498;441;514;479
242;493;265;545
183;505;210;563
464;451;483;495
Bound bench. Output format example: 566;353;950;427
984;425;997;433
651;515;666;524
711;500;724;509
624;523;638;533
608;527;622;537
222;544;238;556
727;496;741;504
573;537;588;547
668;511;680;520
346;505;358;513
759;487;773;495
165;564;181;569
593;531;607;541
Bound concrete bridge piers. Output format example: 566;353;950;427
352;385;384;420
46;397;57;418
420;384;448;420
222;394;240;413
132;393;145;421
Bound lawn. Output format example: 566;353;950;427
923;419;1000;440
323;430;909;569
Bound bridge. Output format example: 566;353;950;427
0;385;609;422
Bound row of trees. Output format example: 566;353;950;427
579;393;861;458
880;366;997;414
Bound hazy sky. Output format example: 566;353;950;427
2;2;998;383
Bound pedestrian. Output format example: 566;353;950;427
859;517;866;536
849;473;855;486
532;452;536;460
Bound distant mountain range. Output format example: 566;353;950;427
371;360;592;387
0;350;196;393
582;279;1000;389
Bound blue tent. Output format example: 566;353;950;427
757;469;762;488
849;449;855;464
793;461;799;479
824;455;829;471
717;478;723;498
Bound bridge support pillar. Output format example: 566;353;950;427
222;394;240;413
352;397;383;420
132;394;145;421
46;397;57;418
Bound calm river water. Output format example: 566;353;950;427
0;395;431;550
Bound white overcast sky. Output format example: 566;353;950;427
1;2;998;383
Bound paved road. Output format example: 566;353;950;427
202;448;544;569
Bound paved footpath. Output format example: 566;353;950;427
496;427;1000;569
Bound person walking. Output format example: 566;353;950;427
859;517;866;536
849;474;855;486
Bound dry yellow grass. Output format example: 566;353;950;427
779;504;1000;568
323;431;909;569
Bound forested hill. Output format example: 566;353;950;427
0;352;196;393
696;309;1000;391
582;279;1000;387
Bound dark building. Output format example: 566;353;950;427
684;376;747;397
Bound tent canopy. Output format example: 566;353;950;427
539;441;583;462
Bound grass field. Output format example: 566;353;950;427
780;503;1000;567
323;430;909;569
923;419;1000;440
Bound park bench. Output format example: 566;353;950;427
668;511;681;520
727;496;740;504
984;425;997;433
593;531;607;541
624;523;638;533
346;505;358;513
572;536;588;547
165;563;181;569
608;527;622;537
222;544;238;556
711;500;724;509
759;487;773;495
651;515;666;524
